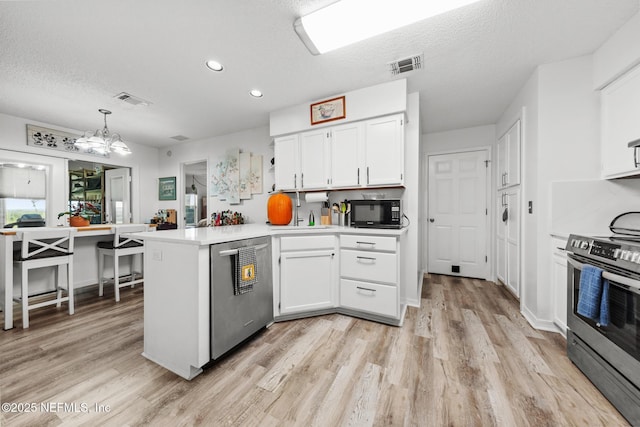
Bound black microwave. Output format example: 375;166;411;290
350;199;402;229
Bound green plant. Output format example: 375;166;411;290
57;202;99;219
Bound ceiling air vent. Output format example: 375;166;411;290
388;54;423;75
114;92;151;106
170;135;189;142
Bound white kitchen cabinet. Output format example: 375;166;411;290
497;120;521;189
364;114;404;186
339;234;400;319
299;129;330;189
329;122;363;188
496;188;520;297
274;134;299;191
274;113;405;191
551;237;568;335
601;63;640;179
278;235;337;315
275;130;329;191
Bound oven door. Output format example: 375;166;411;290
567;253;640;387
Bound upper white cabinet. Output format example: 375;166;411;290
330;122;363;188
364;114;405;186
274;113;405;191
299;129;330;190
274;134;299;191
601;64;640;179
497;120;521;189
274;130;329;191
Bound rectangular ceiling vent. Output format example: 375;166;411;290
114;92;151;106
388;54;423;75
170;135;189;141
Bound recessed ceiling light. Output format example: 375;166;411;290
205;60;224;72
249;89;263;98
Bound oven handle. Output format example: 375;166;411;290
567;255;640;294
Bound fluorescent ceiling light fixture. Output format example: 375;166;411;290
249;89;263;98
294;0;482;55
205;60;224;72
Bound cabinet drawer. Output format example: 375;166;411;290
340;249;397;284
340;234;396;252
281;235;335;251
340;279;398;318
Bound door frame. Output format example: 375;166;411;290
180;159;208;229
422;146;493;280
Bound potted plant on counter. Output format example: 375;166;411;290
58;202;100;227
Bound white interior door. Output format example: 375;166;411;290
427;150;488;279
105;168;131;224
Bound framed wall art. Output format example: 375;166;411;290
158;176;176;200
310;96;346;125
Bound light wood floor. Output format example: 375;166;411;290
0;275;630;426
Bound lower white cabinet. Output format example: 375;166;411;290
280;250;336;314
273;231;403;325
551;237;568;334
279;236;337;315
340;279;398;318
496;187;520;297
339;234;400;320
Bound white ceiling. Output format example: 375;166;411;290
1;0;638;149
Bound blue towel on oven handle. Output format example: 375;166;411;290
576;264;606;323
599;279;609;327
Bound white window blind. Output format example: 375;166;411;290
0;166;46;199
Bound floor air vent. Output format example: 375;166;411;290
388;54;423;75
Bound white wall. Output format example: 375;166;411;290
593;12;640;89
156;125;274;225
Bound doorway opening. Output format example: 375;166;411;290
426;149;490;280
183;161;207;228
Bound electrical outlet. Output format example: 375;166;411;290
152;250;162;261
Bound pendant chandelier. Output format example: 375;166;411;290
75;109;131;155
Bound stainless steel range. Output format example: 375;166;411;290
566;232;640;425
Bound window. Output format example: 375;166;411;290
0;163;47;228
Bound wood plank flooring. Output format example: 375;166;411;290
0;275;630;426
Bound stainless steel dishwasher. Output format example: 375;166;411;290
210;236;273;360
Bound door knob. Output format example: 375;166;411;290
429;218;435;223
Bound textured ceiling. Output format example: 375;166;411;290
0;0;638;148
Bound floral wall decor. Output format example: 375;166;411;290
210;149;263;205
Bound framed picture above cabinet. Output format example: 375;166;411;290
310;96;346;125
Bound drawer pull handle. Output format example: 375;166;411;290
356;286;376;293
356;256;376;261
356;241;375;246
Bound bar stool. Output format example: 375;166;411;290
14;229;75;329
97;224;148;302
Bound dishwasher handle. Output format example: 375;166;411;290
219;243;269;257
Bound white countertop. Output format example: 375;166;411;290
134;224;407;246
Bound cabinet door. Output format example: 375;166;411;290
496;192;507;283
274;135;299;191
601;64;640;178
505;120;521;186
505;188;520;297
330;122;362;188
496;134;507;188
552;249;568;334
299;129;329;190
497;120;520;188
364;114;404;186
280;249;335;314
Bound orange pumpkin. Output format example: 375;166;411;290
267;193;292;225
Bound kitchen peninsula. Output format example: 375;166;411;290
135;224;406;379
